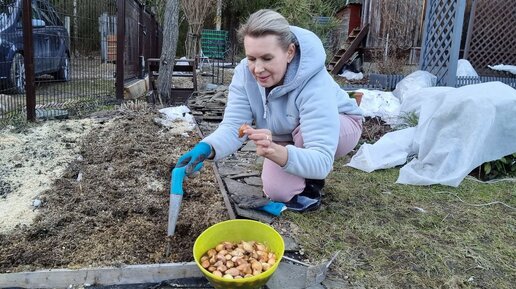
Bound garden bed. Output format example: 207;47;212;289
0;108;229;273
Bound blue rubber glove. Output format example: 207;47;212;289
176;142;212;176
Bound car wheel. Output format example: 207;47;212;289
8;53;25;94
54;55;70;81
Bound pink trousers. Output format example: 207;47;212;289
262;114;363;202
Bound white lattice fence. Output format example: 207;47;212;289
419;0;466;86
464;0;516;76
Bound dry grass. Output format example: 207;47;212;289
286;162;515;288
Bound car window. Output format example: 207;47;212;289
34;0;62;26
46;1;62;26
13;0;63;28
31;4;42;20
34;0;54;25
0;0;16;14
25;5;42;28
0;0;17;30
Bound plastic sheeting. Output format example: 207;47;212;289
348;82;516;187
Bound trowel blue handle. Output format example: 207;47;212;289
171;167;186;196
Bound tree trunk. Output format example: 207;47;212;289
157;0;180;103
215;0;222;30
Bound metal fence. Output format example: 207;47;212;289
342;74;516;91
115;0;162;91
455;76;516;88
0;0;161;127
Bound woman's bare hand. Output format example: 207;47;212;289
244;127;287;166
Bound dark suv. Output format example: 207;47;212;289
0;0;70;94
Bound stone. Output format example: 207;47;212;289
283;236;300;252
243;176;262;186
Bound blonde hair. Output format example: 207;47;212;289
237;9;296;51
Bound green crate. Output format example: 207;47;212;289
201;29;228;59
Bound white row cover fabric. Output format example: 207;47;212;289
348;81;516;187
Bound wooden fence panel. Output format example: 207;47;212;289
362;0;425;51
464;0;516;76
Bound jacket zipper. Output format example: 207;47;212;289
264;99;269;119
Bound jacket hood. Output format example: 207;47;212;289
279;26;327;95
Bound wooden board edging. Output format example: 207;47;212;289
0;262;203;289
191;113;236;220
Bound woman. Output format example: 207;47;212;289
177;9;363;212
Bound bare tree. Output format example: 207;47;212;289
215;0;222;30
181;0;214;59
157;0;180;103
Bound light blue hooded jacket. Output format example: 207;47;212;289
202;26;362;179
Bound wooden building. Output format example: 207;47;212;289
334;0;426;64
333;0;515;77
335;1;362;41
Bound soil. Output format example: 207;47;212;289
0;66;394;275
359;116;393;144
0;107;228;273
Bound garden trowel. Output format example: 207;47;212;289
168;167;186;236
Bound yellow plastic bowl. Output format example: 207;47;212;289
193;219;285;289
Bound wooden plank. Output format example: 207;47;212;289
192;118;236;220
227;172;261;179
327;48;346;71
212;162;237;220
330;24;369;75
0;262;203;288
201;116;224;121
